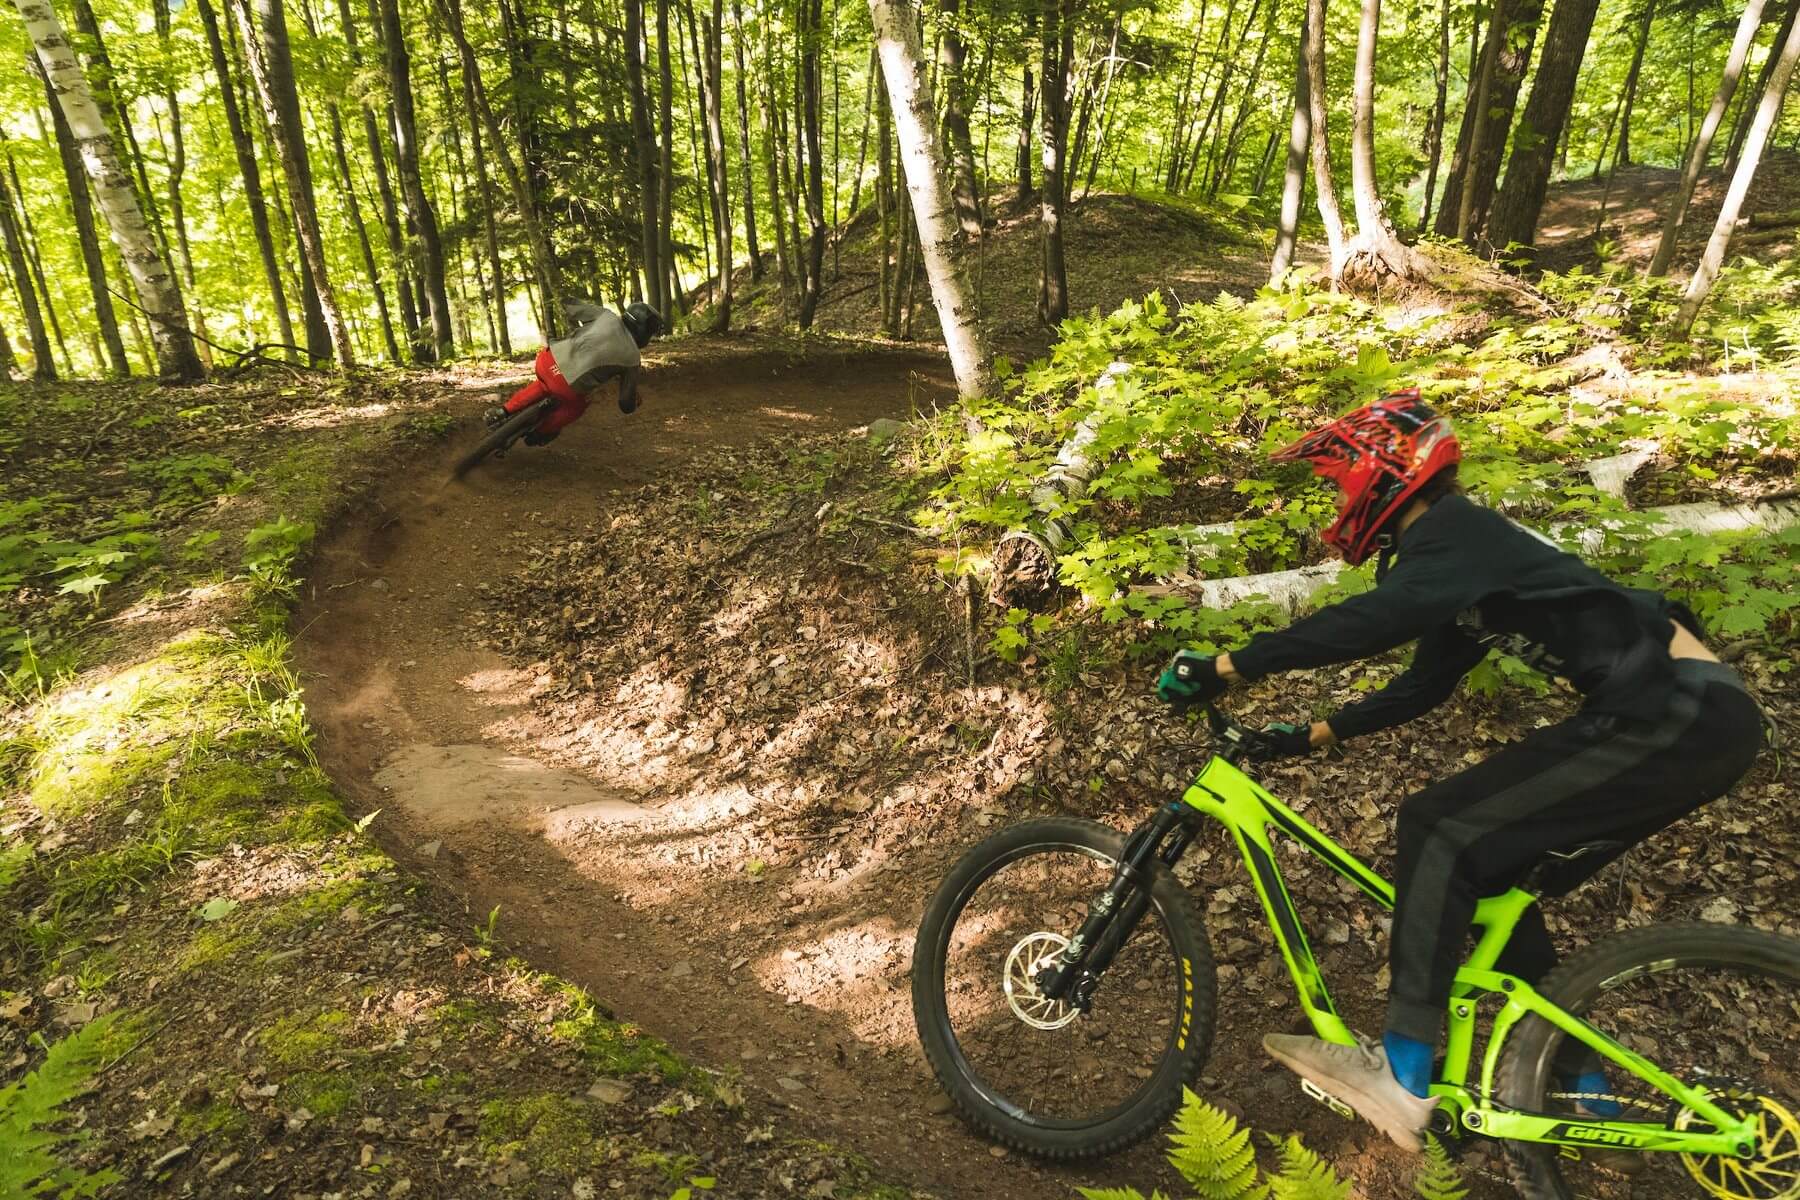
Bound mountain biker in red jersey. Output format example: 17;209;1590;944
1156;389;1764;1152
485;301;664;445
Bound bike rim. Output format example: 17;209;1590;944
931;839;1193;1132
1528;957;1800;1200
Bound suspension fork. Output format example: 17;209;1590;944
1039;804;1197;1007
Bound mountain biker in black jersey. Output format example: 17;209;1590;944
1156;389;1764;1152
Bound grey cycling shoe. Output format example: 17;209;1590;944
483;405;508;429
1264;1032;1440;1152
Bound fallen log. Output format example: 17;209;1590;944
988;361;1132;610
1749;207;1800;228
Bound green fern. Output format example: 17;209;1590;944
1412;1137;1468;1200
1166;1089;1267;1200
1266;1135;1350;1200
0;1014;123;1199
1077;1189;1172;1200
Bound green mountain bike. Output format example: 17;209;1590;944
911;704;1800;1200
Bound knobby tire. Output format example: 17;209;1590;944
911;816;1217;1159
452;403;549;479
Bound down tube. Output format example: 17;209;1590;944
1189;764;1358;1046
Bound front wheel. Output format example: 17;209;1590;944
451;402;549;479
910;817;1217;1159
1498;922;1800;1200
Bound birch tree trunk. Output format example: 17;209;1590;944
232;0;355;366
1303;0;1348;273
869;0;993;399
16;0;204;382
1674;6;1800;335
1726;0;1799;173
0;165;53;379
36;62;128;375
1648;0;1768;276
1271;5;1312;280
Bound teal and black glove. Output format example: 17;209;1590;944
1246;721;1315;761
1156;650;1226;708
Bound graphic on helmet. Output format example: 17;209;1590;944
621;302;664;349
1270;388;1461;566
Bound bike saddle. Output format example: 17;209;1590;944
1522;839;1629;897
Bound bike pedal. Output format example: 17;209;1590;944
1300;1077;1356;1120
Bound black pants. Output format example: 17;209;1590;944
1384;659;1764;1045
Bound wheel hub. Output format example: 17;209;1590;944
1003;932;1080;1030
1677;1090;1800;1200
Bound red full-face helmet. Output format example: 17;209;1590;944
1271;388;1461;566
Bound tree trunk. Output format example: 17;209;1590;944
0;166;53;378
938;0;983;237
1674;3;1800;335
1341;0;1427;286
1451;0;1506;242
373;0;451;359
457;32;511;352
762;53;793;300
876;53;893;332
36;62;128;375
1036;0;1071;326
233;0;355;366
626;0;663;312
797;0;826;326
731;0;761;280
1211;0;1275;196
153;0;209;368
1189;0;1261;194
1304;0;1348;272
692;0;733;329
1417;0;1450;232
868;0;993;399
1486;0;1604;254
18;0;203;381
1079;16;1123;199
1163;17;1203;192
435;0;559;339
1436;0;1545;241
71;0;175;274
0;316;15;381
1649;0;1768;275
1015;23;1036;201
851;43;876;215
338;0;417;351
658;0;679;314
328;96;400;361
1726;0;1800;173
5;146;74;374
1616;0;1658;168
1271;4;1312;280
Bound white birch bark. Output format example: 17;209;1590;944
15;0;204;381
869;0;993;401
1648;0;1767;277
1674;7;1800;335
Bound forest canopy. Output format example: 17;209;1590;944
0;0;1796;382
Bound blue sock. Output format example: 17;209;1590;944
1383;1031;1434;1099
1562;1070;1622;1117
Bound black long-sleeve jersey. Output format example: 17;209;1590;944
1230;495;1696;740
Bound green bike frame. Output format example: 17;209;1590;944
1180;754;1760;1160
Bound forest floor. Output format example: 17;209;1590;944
729;189;1275;353
6;180;1798;1200
1532;149;1800;274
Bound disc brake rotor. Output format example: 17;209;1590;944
1003;931;1080;1031
1677;1091;1800;1200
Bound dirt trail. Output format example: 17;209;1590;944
296;342;1202;1199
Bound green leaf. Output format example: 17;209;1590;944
198;898;240;923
